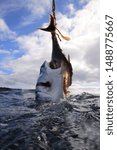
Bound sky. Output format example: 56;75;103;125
0;0;99;90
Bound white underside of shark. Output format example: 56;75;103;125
36;61;65;102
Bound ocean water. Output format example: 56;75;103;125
0;88;100;150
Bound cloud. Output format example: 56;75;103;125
56;0;99;84
0;0;51;27
0;0;23;17
20;0;51;26
84;38;100;69
0;31;52;88
67;3;76;15
0;0;50;16
0;49;11;55
0;0;100;89
0;18;16;40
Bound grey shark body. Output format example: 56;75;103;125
51;32;73;93
37;0;73;95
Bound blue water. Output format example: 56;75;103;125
0;88;100;150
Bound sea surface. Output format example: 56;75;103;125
0;88;100;150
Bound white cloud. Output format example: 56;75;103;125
57;0;100;86
0;0;50;16
21;0;51;26
0;49;11;54
0;31;52;88
0;0;23;17
0;0;51;26
67;3;75;15
0;19;9;32
0;18;16;40
0;0;100;89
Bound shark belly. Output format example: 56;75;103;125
36;61;64;103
